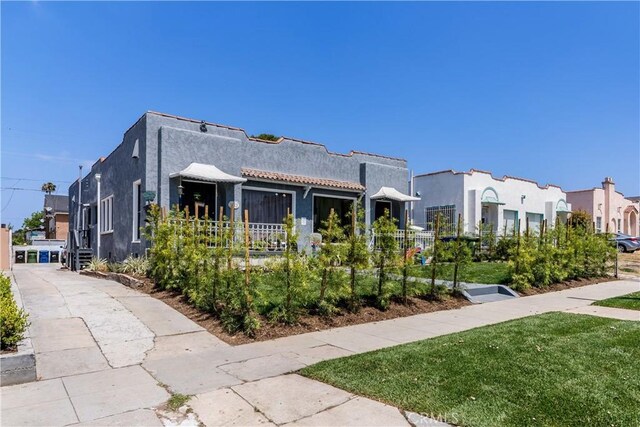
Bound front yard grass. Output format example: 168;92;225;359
593;291;640;311
409;261;511;284
301;312;640;427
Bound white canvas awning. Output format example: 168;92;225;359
370;186;420;202
169;163;246;183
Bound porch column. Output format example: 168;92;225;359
232;183;243;221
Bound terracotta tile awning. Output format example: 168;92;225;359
241;168;365;192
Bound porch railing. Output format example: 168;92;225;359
169;219;288;252
370;230;434;252
166;219;433;253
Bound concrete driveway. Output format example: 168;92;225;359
2;264;638;426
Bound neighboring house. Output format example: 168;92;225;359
68;111;414;261
43;195;69;240
566;177;639;235
412;169;571;235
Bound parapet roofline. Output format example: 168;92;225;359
415;168;564;191
145;111;406;162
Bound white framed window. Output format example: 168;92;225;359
595;216;602;233
100;195;114;233
132;180;142;242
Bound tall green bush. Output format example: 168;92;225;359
0;274;29;350
508;219;614;290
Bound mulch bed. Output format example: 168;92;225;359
517;276;617;296
81;270;618;346
132;277;469;345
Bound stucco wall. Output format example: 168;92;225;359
413;173;465;230
413;171;569;234
69;116;147;261
0;226;10;271
70;112;410;260
567;179;640;234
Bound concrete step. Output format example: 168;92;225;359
462;284;519;304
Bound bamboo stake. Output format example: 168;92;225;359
350;202;357;309
218;206;224;247
244;209;250;301
430;214;441;297
402;209;409;303
228;205;235;270
453;212;463;291
285;208;291;315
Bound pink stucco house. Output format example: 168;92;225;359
567;177;639;236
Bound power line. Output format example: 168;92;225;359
1;176;75;184
0;187;50;192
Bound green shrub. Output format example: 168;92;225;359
120;255;150;277
507;220;613;290
86;257;109;273
0;274;29;350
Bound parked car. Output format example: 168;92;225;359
612;233;640;253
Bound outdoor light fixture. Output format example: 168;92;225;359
178;184;184;196
200;121;207;132
521;195;526;203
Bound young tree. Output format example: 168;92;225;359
41;182;57;194
318;209;346;310
250;133;279;141
372;209;399;309
451;213;472;291
345;202;369;312
570;210;592;231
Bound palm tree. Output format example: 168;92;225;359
41;182;57;194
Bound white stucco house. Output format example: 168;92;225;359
412;169;571;235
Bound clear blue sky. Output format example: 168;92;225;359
2;1;638;226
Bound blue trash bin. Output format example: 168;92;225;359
39;250;50;263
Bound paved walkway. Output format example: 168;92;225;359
2;264;638;426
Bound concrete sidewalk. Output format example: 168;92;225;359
1;264;638;426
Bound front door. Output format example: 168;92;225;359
181;181;217;219
313;196;353;232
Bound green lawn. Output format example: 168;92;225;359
301;313;640;427
408;261;511;284
593;291;640;311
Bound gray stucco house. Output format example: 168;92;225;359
68;111;413;261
